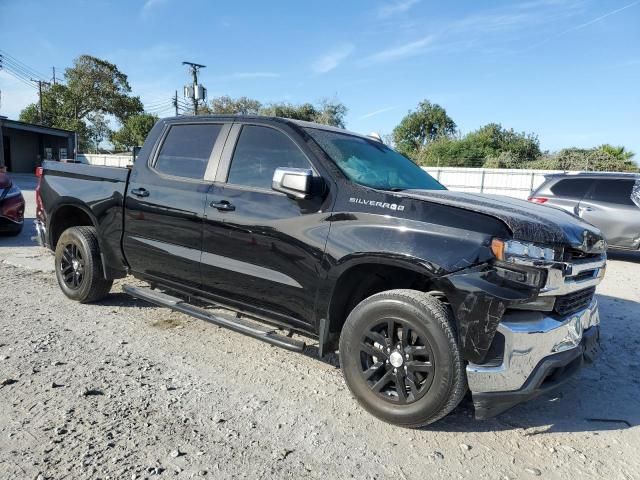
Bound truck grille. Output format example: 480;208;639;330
554;287;596;317
563;248;602;262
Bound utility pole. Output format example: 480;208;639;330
31;79;51;123
52;67;56;85
182;61;206;115
173;90;179;116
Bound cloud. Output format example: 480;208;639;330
528;0;640;49
141;0;168;15
377;0;420;18
451;12;537;33
358;106;398;120
229;72;280;79
311;44;355;74
361;35;435;65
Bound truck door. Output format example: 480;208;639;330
201;123;332;328
123;122;229;289
578;178;640;249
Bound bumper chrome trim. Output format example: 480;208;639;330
34;219;47;247
539;255;606;296
467;299;600;393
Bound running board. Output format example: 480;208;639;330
122;285;305;352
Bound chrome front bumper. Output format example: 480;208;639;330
467;299;600;394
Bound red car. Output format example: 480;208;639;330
0;172;25;236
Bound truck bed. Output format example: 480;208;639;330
38;160;131;278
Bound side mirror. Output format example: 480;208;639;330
272;167;313;199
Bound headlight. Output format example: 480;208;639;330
2;183;22;199
491;238;555;262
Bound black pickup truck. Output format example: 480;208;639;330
36;116;606;426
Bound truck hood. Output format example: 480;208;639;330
403;189;606;253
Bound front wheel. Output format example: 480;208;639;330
339;289;466;427
54;226;113;303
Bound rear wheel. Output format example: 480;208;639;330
55;226;113;303
339;289;466;427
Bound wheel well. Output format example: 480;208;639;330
50;205;95;249
327;264;438;337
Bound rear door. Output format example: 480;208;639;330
578;178;640;249
200;122;332;328
123;122;229;289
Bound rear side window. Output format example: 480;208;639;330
227;125;311;190
587;179;635;205
154;124;222;179
549;178;593;198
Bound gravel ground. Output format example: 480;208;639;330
1;175;639;479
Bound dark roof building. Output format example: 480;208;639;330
0;117;76;173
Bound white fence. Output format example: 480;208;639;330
423;167;566;199
72;156;572;200
77;153;133;168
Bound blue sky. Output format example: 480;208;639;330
1;0;639;155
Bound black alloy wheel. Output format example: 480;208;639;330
54;226;113;303
59;242;85;290
360;318;436;404
339;289;467;427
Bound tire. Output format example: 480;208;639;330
339;289;466;427
0;223;23;237
54;226;113;303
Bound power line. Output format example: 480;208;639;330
144;98;173;108
0;49;47;80
144;100;173;109
2;57;41;81
144;102;174;112
0;60;38;89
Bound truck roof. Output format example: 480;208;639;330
161;114;368;140
544;171;639;179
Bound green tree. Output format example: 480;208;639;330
205;96;347;127
392;100;457;158
210;95;262;115
416;123;541;167
64;55;143;123
529;148;638;172
111;113;158;151
86;112;110;153
597;144;635;162
19;55;143;151
312;99;347;128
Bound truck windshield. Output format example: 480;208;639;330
305;128;445;191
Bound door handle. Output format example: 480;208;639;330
210;200;235;212
578;206;594;213
131;188;150;198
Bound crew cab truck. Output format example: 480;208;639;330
36;116;606;426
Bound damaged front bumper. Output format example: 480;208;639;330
467;299;600;418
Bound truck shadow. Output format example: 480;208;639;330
93;284;640;435
427;293;640;434
98;292;158;310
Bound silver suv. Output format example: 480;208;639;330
529;173;640;250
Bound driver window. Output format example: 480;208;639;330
227;125;310;190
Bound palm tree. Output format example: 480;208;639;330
598;144;635;161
